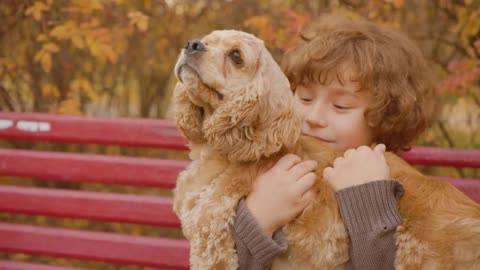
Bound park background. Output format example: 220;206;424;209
0;0;479;269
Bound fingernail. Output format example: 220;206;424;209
378;144;386;152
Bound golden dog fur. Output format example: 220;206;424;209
172;30;480;269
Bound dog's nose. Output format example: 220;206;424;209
184;40;206;54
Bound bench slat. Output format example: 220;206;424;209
0;261;87;270
0;223;189;269
0;186;180;227
0;149;187;188
1;112;480;168
1;148;479;203
400;146;480;168
0;112;188;150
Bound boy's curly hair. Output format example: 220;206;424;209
281;14;440;152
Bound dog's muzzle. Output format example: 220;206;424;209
174;39;206;83
173;40;224;100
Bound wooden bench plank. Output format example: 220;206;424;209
0;186;180;227
400;146;480;168
0;149;188;188
1;112;480;168
0;261;87;270
0;112;188;150
0;223;189;269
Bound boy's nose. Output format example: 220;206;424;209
305;105;327;127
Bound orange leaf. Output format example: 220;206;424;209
102;45;118;64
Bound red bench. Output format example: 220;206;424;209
0;112;479;269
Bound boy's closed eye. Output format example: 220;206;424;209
333;104;351;110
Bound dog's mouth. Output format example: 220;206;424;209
176;64;224;101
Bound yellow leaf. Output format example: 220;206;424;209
50;21;77;39
81;79;99;100
128;11;149;32
71;78;99;101
37;34;48;42
41;53;52;73
137;19;148;31
25;1;48;21
90;28;109;38
34;50;44;62
88;41;102;57
72;35;84;49
41;83;60;98
72;0;103;12
85;35;95;47
58;98;82;115
44;42;60;53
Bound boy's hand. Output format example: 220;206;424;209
323;144;390;191
246;154;318;237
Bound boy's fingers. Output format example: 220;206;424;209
301;189;317;205
275;154;302;171
333;156;344;168
323;166;333;180
289;160;317;179
295;172;316;194
374;144;386;159
357;145;371;153
344;148;356;158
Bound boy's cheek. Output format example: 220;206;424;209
293;103;309;122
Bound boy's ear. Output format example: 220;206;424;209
203;48;300;162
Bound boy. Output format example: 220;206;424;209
232;14;438;269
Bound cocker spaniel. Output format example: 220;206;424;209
172;30;480;270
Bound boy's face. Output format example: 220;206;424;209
293;66;373;152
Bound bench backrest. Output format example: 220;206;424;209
0;112;479;269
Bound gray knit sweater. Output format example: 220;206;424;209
232;180;404;270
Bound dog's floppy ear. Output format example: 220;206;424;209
203;47;300;162
173;82;205;144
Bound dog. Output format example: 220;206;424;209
172;30;480;269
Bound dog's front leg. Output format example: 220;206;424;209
186;181;241;270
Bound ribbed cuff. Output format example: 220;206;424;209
335;180;404;234
233;198;288;265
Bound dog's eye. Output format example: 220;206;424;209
228;50;244;66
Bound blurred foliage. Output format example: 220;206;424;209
0;0;478;147
0;0;479;268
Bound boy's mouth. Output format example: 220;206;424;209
303;133;335;143
316;138;334;143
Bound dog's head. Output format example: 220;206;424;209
173;30;300;162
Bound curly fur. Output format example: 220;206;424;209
172;30;480;269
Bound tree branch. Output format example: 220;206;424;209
437;121;465;177
0;82;15;111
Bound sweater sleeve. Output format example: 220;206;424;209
335;179;405;270
232;198;288;270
